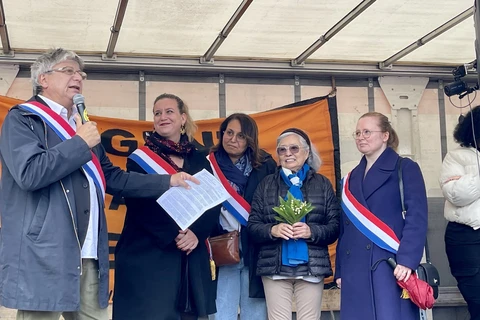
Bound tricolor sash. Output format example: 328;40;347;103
206;152;250;226
19;101;106;200
129;146;177;175
341;172;400;254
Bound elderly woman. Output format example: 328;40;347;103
113;93;219;320
247;128;340;320
210;113;276;320
335;112;428;320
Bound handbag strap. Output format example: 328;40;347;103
397;157;431;263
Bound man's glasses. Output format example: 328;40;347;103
45;67;87;80
224;129;246;142
277;145;302;156
352;129;383;139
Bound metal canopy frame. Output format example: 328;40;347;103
291;0;377;66
380;6;474;69
0;1;475;79
0;0;11;56
104;0;129;60
0;51;463;79
200;0;253;64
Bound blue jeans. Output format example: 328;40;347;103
212;258;267;320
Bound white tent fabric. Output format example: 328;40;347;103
0;0;476;67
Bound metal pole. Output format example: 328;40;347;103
201;0;253;64
105;0;129;59
475;0;480;86
0;52;465;78
380;7;474;69
0;0;11;55
292;0;376;66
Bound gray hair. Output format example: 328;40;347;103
276;132;322;171
31;48;84;94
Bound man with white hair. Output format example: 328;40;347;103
0;48;198;320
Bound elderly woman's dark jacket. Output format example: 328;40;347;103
247;167;340;277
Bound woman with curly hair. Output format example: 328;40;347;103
440;106;480;320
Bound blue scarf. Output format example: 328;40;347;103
215;149;252;195
280;164;310;267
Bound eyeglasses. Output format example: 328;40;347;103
277;145;302;156
352;129;383;139
224;129;246;142
45;67;87;80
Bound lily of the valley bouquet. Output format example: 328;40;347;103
272;191;314;224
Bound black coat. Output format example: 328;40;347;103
247;168;340;277
113;148;220;320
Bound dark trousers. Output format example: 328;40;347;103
445;222;480;320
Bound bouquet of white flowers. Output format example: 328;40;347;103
272;191;314;225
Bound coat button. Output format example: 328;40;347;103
346;250;350;255
345;220;350;225
83;182;88;188
66;189;70;193
366;244;371;250
84;209;89;215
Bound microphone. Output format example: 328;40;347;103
73;93;89;124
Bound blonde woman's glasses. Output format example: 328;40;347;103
352;129;383;139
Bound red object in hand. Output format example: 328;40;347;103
387;258;435;310
397;272;435;310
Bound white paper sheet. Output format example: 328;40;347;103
157;169;230;230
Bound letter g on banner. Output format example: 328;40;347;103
101;129;138;156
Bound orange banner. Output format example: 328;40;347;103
0;95;339;290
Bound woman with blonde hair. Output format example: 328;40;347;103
335;112;428;320
113;93;219;320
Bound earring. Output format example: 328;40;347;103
180;125;186;135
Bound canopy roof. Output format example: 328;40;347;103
0;0;476;77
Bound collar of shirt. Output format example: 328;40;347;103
282;167;300;185
38;94;78;125
282;167;294;176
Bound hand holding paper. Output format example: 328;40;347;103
158;169;230;230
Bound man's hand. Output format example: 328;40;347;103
75;114;100;148
271;223;294;240
336;278;341;288
292;222;311;239
175;229;199;255
170;172;200;189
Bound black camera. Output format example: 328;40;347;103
444;62;478;98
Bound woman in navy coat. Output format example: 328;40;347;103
335;112;428;320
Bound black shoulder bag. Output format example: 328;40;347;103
398;157;440;299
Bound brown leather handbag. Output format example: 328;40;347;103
209;230;240;266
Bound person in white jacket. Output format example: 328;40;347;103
440;106;480;320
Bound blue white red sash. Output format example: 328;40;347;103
128;146;177;175
341;172;400;254
206;152;250;226
19;101;106;200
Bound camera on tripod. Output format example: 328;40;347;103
444;61;479;98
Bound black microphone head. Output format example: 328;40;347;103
73;93;84;105
73;93;88;123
